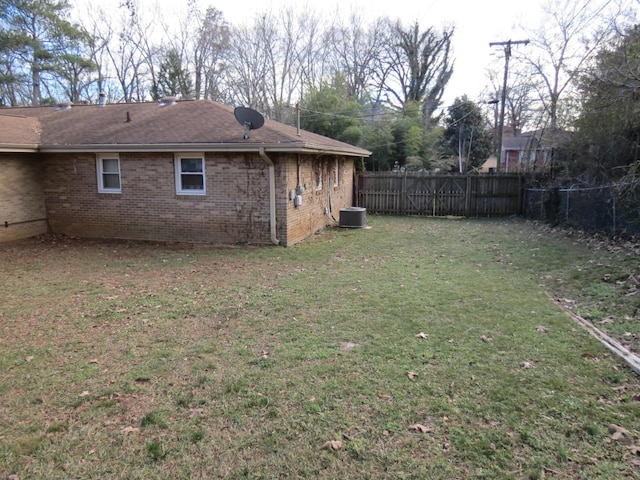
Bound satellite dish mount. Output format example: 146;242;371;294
234;107;265;139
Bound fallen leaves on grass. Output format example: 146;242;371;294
520;361;533;369
321;440;343;450
536;325;550;333
407;371;418;380
189;408;204;419
340;342;358;351
626;445;640;467
79;391;90;397
120;426;140;435
415;332;429;339
609;424;634;445
480;335;492;342
409;424;432;434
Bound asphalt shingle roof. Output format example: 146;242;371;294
0;114;41;150
0;99;370;156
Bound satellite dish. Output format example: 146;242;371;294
234;107;264;139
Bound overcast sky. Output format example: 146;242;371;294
73;0;545;106
220;0;541;104
191;0;541;105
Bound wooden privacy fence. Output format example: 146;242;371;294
355;172;523;217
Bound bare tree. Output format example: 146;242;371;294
225;18;271;110
225;8;323;122
193;6;229;101
262;8;302;121
157;1;229;101
380;21;454;126
80;9;114;102
291;8;329;96
325;13;387;101
519;0;623;133
100;0;159;102
485;64;543;136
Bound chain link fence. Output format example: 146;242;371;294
523;184;640;237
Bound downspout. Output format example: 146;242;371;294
259;147;280;245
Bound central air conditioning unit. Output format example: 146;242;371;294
339;207;366;228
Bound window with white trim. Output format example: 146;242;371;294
334;159;339;186
96;154;121;193
175;153;206;195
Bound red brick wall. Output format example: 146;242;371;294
0;154;48;241
5;151;355;246
279;154;354;246
43;152;272;244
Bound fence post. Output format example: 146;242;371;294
518;175;523;214
401;172;407;215
432;176;437;216
465;175;472;216
612;187;617;232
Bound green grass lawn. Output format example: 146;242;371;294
1;216;639;479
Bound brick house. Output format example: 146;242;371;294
499;130;571;174
480;130;571;174
0;99;370;246
500;132;550;173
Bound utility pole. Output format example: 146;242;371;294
489;39;529;173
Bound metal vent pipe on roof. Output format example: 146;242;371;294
159;96;177;107
54;101;72;111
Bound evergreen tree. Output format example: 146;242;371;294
152;48;193;100
300;74;364;144
0;0;92;106
443;96;494;172
389;101;425;168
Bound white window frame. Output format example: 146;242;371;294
334;159;339;186
96;154;121;194
175;153;206;195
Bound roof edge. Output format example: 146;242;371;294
0;144;40;153
38;142;371;157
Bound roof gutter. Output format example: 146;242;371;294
37;142;371;157
0;144;39;153
259;147;280;246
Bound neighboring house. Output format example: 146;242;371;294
0;99;370;246
500;131;549;173
479;130;570;174
478;156;497;173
